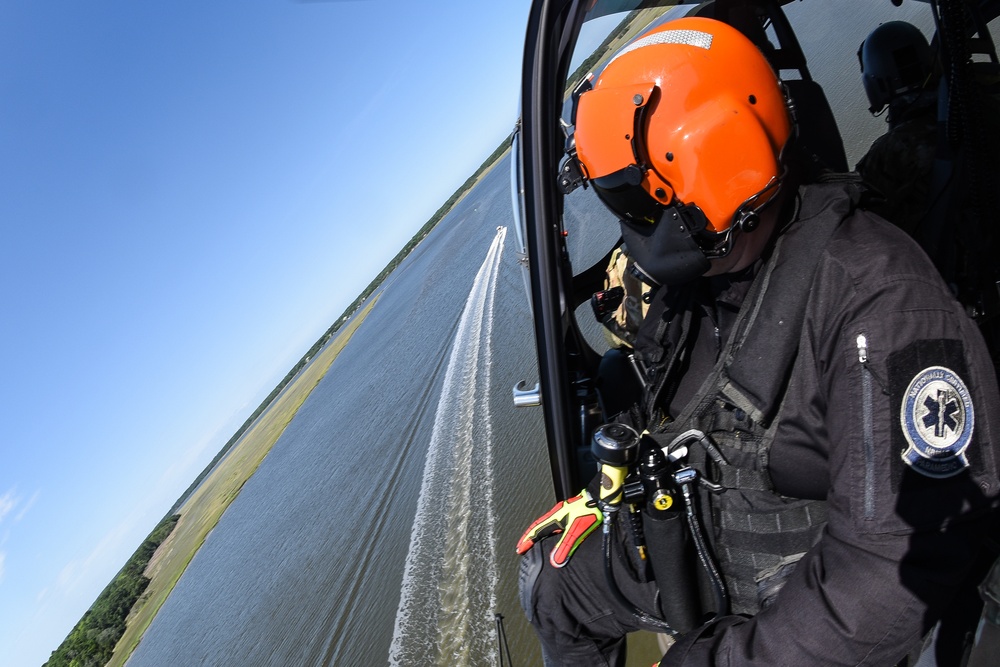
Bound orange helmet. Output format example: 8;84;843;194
571;17;791;284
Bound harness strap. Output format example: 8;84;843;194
636;183;863;614
721;181;862;426
715;467;772;492
646;181;860;492
659;181;858;433
716;502;828;535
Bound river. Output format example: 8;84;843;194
123;152;560;666
124;2;989;666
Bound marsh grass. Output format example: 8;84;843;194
106;298;378;667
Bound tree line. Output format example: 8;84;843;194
171;8;641;512
169;131;514;515
567;10;641;92
43;515;180;667
50;133;512;662
42;13;647;664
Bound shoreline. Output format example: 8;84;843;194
106;297;379;667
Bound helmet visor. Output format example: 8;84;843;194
591;166;664;226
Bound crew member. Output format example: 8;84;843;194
516;17;1000;666
855;20;939;236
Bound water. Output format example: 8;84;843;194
388;228;505;665
125;159;552;666
125;3;997;666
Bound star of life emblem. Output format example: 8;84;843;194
900;366;974;478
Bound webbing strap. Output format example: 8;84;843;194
721;182;859;425
640;184;861;613
716;500;827;534
659;182;857;443
716;467;772;492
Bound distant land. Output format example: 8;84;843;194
166;134;514;519
42;6;665;663
42;134;511;667
116;0;659;527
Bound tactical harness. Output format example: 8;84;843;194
634;181;864;615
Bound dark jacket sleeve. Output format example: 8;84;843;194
664;215;1000;666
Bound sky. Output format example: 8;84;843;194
0;1;533;664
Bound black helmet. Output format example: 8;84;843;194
858;21;935;114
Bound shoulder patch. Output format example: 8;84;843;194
900;365;974;478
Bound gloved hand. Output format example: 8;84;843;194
515;490;602;567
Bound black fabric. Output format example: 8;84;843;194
519;538;545;625
635;183;860;614
636;286;697;426
619;206;712;287
659;616;748;667
968;555;1000;667
722;182;860;426
521;183;1000;666
666;272;754;419
518;519;664;667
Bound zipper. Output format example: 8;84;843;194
857;333;876;521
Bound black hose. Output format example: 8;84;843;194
680;479;729;616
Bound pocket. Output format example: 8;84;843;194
857;332;877;522
840;311;984;535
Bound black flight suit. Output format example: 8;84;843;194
519;183;1000;666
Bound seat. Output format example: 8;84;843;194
692;0;849;172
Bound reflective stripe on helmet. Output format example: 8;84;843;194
609;29;714;68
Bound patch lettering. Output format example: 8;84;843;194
900;365;973;478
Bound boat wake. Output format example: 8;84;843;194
388;227;506;666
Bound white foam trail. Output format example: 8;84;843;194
389;227;506;666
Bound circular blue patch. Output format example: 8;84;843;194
900;365;973;478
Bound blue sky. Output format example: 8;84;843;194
0;1;532;664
